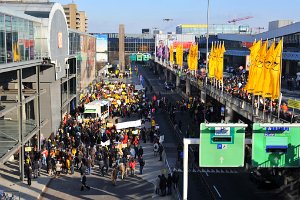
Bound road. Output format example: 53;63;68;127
138;63;281;200
41;170;153;200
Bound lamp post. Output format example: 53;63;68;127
205;0;210;84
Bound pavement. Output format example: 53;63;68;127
0;70;175;200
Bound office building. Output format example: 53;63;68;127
0;1;95;181
63;3;88;32
176;24;250;35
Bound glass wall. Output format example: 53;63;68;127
0;12;42;65
69;31;80;55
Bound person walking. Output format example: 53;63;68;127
138;146;144;158
172;170;179;189
153;142;159;156
55;160;62;177
155;175;161;195
111;165;118;186
81;174;90;191
27;166;33;186
129;158;136;176
158;143;164;161
167;173;173;195
160;174;167;196
138;156;145;175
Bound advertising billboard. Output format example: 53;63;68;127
95;34;108;53
96;53;108;62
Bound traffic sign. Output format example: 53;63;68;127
252;123;300;167
199;123;245;167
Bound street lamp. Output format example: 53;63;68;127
205;0;210;85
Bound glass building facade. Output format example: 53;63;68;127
176;24;250;35
69;31;81;55
105;33;155;54
0;13;45;65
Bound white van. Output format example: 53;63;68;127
83;100;110;120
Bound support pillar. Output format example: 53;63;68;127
18;69;24;181
186;78;191;96
183;138;199;200
176;75;180;87
36;66;41;151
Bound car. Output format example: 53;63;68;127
164;82;175;90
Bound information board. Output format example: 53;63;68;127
199;123;245;167
252;123;300;167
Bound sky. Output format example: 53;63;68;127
56;0;300;34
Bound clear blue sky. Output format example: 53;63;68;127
56;0;300;34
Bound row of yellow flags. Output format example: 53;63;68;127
168;39;283;100
169;43;198;71
245;39;283;100
208;42;226;81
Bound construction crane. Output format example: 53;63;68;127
228;16;254;24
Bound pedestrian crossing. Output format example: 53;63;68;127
174;168;241;174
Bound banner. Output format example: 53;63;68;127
115;119;142;130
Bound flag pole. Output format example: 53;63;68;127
263;97;265;122
277;37;284;121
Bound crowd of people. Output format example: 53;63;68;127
177;68;300;123
22;77;184;197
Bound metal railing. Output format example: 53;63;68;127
156;60;290;123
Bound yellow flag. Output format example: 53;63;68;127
170;45;174;64
216;42;226;81
262;41;275;98
193;43;198;71
245;40;261;93
254;41;268;95
208;42;215;78
176;44;183;66
214;43;219;80
188;44;198;71
188;45;192;70
271;39;283;100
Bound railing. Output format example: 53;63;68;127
156;60;291;123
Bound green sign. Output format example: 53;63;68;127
252;123;300;167
130;54;137;61
143;53;151;61
136;53;143;61
199;123;245;167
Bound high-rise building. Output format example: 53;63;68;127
78;11;88;32
63;3;88;32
